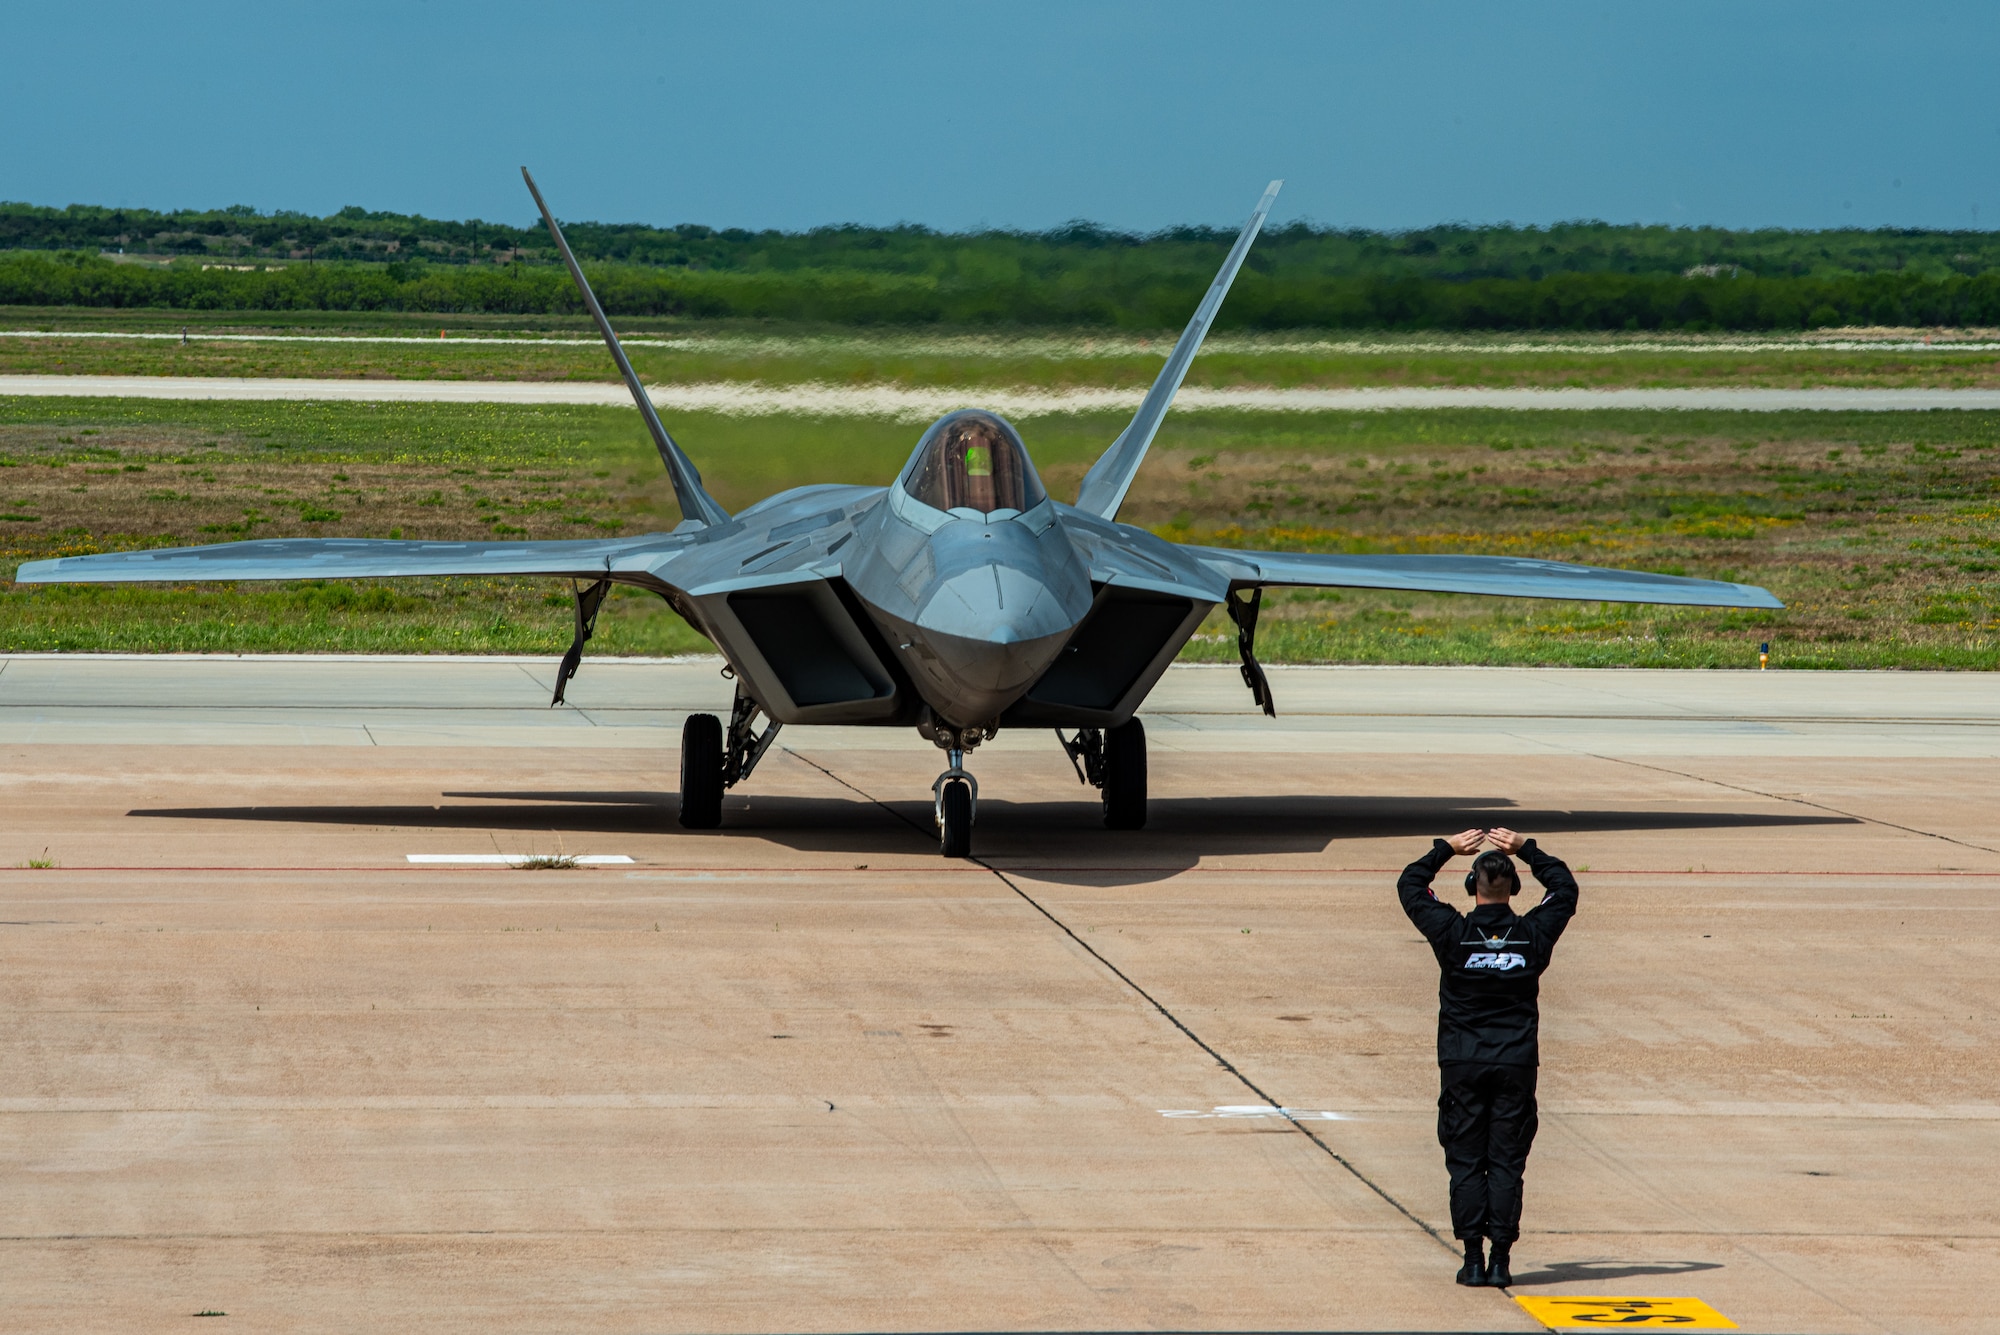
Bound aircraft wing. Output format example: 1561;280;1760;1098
12;534;690;584
1188;547;1784;608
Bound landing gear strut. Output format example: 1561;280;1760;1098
678;682;782;830
922;714;989;858
1227;586;1276;717
1058;717;1147;829
550;576;611;707
934;748;976;858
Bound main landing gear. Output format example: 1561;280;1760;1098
1058;717;1147;829
679;698;1150;856
678;684;783;829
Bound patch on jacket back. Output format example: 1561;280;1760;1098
1464;951;1528;972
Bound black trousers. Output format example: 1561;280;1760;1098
1437;1062;1538;1243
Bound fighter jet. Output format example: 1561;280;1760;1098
16;171;1783;856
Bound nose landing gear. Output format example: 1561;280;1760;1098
933;749;977;858
922;714;992;858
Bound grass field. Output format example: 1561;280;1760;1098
7;312;2000;390
1;394;1995;667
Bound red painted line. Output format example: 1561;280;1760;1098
2;865;469;873
1002;866;2000;877
3;865;1996;877
0;867;996;875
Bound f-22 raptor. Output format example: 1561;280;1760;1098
18;171;1783;856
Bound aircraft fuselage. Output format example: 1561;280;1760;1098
645;407;1217;739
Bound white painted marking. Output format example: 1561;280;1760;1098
1158;1105;1350;1120
406;854;635;865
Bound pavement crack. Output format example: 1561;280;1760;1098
1589;753;2000;857
780;744;1452;1252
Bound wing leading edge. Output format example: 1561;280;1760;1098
1188;547;1784;609
13;535;687;585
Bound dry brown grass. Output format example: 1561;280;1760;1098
1096;412;2000;667
0;424;667;547
2;397;1997;666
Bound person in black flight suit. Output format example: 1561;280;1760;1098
1397;825;1578;1288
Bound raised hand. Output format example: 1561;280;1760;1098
1444;829;1487;856
1486;827;1526;854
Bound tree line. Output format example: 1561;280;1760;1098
7;247;2000;330
6;198;2000;285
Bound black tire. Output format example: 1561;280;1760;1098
678;713;724;829
939;778;973;858
1101;717;1147;829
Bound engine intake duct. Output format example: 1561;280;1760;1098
1004;588;1206;728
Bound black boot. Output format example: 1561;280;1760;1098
1455;1239;1485;1286
1485;1241;1512;1288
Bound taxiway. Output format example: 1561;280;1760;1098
0;659;1992;1333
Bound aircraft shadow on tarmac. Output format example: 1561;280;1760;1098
1503;1258;1723;1288
129;791;1855;885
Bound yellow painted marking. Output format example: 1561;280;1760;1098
1515;1295;1737;1329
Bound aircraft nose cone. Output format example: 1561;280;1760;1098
919;563;1073;647
909;562;1079;706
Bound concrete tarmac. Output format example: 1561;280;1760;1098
10;373;2000;415
0;658;1993;1333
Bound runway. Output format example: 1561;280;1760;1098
10;373;2000;416
0;658;1993;1333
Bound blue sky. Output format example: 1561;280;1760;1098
3;1;1995;234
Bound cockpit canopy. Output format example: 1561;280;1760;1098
902;410;1047;516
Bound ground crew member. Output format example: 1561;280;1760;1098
1397;826;1578;1288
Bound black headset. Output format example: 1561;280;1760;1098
1465;850;1521;897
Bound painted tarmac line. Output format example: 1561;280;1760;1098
8;862;1999;878
998;866;2000;878
785;741;1463;1253
405;853;634;865
1158;1106;1351;1120
0;1095;1988;1120
5;740;1988;1329
0;863;991;875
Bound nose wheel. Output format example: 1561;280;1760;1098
934;748;977;858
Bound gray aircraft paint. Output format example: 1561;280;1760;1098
17;176;1783;744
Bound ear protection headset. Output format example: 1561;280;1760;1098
1465;850;1521;897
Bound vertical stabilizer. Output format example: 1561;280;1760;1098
522;168;729;528
1073;180;1282;520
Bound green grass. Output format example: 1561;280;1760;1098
0;579;712;655
2;396;1998;667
